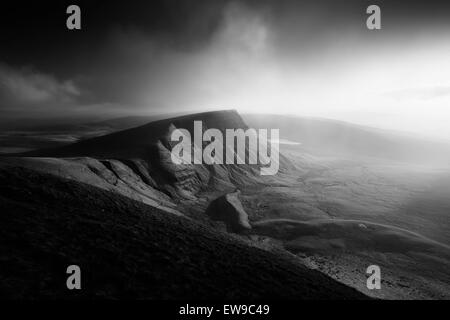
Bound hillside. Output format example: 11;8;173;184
0;164;368;299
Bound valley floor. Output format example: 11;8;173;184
236;148;450;299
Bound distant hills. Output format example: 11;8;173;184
4;111;450;166
245;114;450;165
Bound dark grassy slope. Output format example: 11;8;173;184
0;166;367;299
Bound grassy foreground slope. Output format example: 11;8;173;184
0;165;367;299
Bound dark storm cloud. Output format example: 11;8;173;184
2;0;449;68
1;0;450;120
0;62;126;123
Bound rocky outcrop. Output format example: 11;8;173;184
155;136;209;199
205;190;251;233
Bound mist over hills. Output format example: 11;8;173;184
245;114;450;166
1;109;450;299
4;111;450;168
2;0;450;303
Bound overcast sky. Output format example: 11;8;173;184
1;0;450;139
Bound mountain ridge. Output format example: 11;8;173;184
19;109;246;159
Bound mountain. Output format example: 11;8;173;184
2;110;450;299
3;110;292;216
21;110;248;158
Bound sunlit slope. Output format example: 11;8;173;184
252;218;450;299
